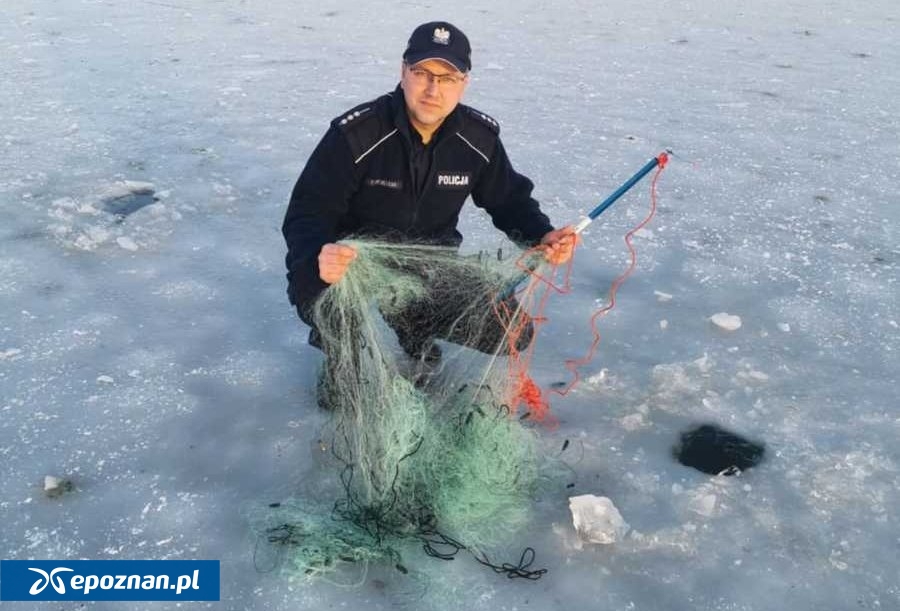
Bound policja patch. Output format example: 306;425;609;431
435;172;471;189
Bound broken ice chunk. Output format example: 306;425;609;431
710;312;742;331
569;494;630;544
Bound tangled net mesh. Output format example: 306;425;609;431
251;240;558;582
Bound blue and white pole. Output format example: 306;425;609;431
498;150;671;301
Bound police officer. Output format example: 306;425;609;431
282;21;577;360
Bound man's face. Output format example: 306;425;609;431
400;59;468;137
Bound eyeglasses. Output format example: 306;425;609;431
405;64;467;88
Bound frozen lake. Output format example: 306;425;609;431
1;1;898;609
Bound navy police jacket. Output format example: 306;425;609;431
282;85;554;311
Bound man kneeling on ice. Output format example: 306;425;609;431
281;21;576;403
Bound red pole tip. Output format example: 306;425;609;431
657;151;670;168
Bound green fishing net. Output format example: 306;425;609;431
252;240;553;582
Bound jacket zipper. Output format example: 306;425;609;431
408;138;445;231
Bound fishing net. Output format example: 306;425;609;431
252;240;558;582
249;155;670;587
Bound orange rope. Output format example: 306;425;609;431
497;159;667;423
497;248;574;426
552;160;666;397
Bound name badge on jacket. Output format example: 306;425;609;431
365;177;403;190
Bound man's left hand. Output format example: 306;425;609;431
540;226;580;265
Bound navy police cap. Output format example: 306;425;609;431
403;21;471;73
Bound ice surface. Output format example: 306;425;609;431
1;0;898;610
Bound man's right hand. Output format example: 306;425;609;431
318;243;358;284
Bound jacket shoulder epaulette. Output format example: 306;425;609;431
456;104;500;162
462;105;501;136
331;99;380;131
330;94;394;162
